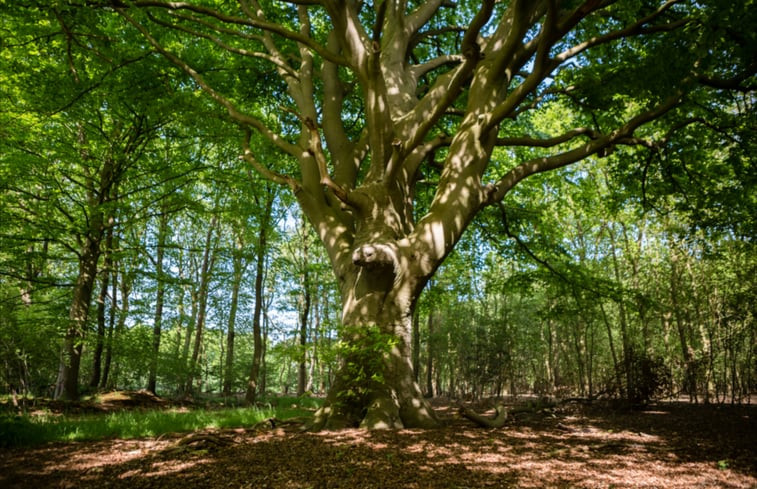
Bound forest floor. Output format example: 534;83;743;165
0;395;755;489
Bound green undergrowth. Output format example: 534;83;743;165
0;396;319;448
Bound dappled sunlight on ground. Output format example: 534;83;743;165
1;401;754;488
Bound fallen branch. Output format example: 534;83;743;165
459;403;508;428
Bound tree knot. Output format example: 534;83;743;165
351;243;399;271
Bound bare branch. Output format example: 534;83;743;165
461;0;495;61
401;57;476;154
405;0;453;38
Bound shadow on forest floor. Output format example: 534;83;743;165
1;398;755;488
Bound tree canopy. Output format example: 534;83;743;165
0;0;754;430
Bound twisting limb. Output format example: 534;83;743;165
302;117;354;206
487;89;686;203
120;0;349;65
145;12;299;79
241;129;301;191
117;7;301;159
496;127;601;148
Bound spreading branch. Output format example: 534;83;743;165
115;0;348;66
488;89;686;203
496;127;601;148
241;129;300;191
116;7;300;159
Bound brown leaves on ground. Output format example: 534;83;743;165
1;400;754;489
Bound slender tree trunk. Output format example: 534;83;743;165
599;301;624;398
55;232;102;400
412;307;420;382
245;190;274;403
670;243;696;402
180;280;198;379
319;288;329;393
609;226;634;401
90;225;114;388
223;233;247;396
100;260;118;390
297;222;311;397
425;309;435;397
54;126;118;400
308;287;320;393
147;211;169;394
260;308;269;396
109;262;134;390
185;214;218;395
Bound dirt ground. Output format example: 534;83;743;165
1;398;755;489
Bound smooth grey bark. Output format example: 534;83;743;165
147;211;169;394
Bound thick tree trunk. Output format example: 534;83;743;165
309;262;440;430
55;235;101;400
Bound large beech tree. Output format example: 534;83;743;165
51;0;754;428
